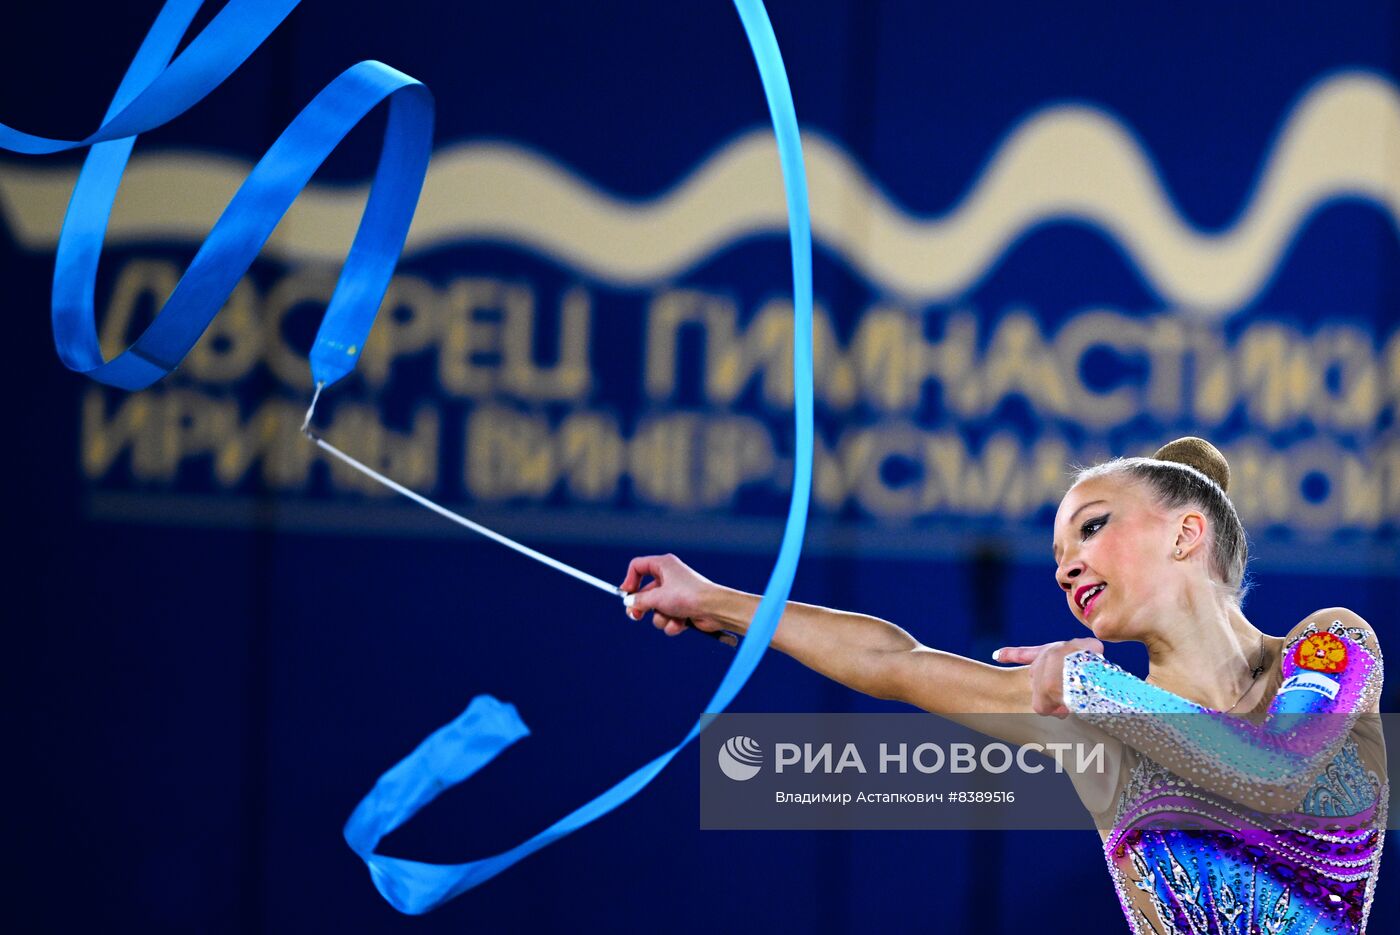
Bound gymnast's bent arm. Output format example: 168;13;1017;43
620;553;1098;748
1054;610;1384;814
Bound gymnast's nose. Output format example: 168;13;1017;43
1057;558;1084;592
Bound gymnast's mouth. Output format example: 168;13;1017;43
1076;582;1106;614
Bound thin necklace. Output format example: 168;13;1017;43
1146;635;1268;713
1222;636;1269;714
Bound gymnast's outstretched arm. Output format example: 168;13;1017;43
620;553;1098;749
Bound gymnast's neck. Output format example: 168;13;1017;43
1139;577;1269;712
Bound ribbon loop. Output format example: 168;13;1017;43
2;0;434;389
0;0;301;155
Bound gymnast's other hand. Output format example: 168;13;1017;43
620;554;731;638
991;638;1104;718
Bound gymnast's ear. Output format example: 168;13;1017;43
1173;509;1208;559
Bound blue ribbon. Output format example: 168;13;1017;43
4;0;811;914
1;0;433;389
340;0;812;913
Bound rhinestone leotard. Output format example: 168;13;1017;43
1062;620;1386;934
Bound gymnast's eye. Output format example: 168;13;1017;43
1080;514;1109;540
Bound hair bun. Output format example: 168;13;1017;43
1153;437;1230;492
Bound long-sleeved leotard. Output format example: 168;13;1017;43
1061;617;1387;934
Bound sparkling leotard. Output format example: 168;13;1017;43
1063;619;1387;934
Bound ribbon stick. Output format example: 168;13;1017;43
340;0;813;913
301;395;742;645
306;412;623;597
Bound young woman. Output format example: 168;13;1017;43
620;437;1387;934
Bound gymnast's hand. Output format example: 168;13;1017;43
991;638;1104;718
620;554;731;638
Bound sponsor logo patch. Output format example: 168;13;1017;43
1278;671;1341;700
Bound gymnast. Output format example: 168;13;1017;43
621;437;1387;933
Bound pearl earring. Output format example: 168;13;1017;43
1174;548;1183;557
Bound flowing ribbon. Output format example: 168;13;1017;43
1;0;432;390
4;0;812;914
341;0;812;912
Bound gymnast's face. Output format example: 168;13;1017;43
1051;475;1184;642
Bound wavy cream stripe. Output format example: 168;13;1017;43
0;71;1396;315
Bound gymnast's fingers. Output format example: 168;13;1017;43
625;579;661;620
1029;638;1104;717
991;644;1055;665
621;554;668;594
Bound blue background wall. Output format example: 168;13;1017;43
1;1;1396;931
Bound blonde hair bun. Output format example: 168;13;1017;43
1153;437;1230;493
